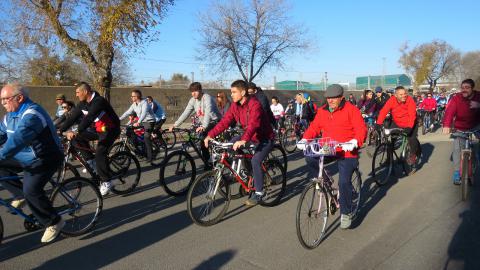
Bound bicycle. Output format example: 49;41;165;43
110;125;168;165
422;110;435;135
187;140;286;226
283;117;306;153
363;114;381;147
0;173;102;244
451;129;479;201
295;138;362;249
158;128;209;196
371;127;422;186
62;137;141;195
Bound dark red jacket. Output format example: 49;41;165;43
302;99;367;158
377;96;416;128
208;96;274;143
443;91;480;131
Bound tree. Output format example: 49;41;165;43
399;40;460;91
198;0;309;82
7;0;174;99
459;51;480;85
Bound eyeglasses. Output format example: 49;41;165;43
1;94;19;102
62;106;68;109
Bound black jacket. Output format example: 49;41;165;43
60;91;120;133
254;90;275;124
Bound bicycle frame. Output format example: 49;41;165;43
178;129;209;165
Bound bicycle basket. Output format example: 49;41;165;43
303;138;338;157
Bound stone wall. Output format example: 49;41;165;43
0;85;364;123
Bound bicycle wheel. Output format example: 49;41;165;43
187;170;231;226
260;159;286;207
162;129;177;150
108;151;141;195
296;181;329;249
283;128;297;153
372;143;393;186
109;141;129;156
151;140;168;165
159;150;196;196
400;138;421;176
53;162;80;184
460;151;471;201
268;144;288;172
0;216;3;245
50;177;103;236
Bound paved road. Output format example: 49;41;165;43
1;131;479;270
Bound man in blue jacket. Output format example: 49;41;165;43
0;83;65;243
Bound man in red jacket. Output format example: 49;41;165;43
419;92;437;130
205;80;275;206
442;79;480;184
376;86;420;165
298;84;366;229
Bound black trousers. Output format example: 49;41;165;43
74;128;120;182
143;121;156;161
388;121;421;157
0;156;62;226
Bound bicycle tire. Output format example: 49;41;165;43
372;143;393;186
269;144;288;172
159;150;196;196
349;168;362;217
283;128;297;153
50;177;103;236
260;159;287;207
0;216;3;245
461;151;471;201
187;170;230;226
296;181;329;249
162;129;177;150
151;139;168;165
109;151;141;195
109;141;129;156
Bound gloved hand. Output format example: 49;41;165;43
341;139;358;152
296;139;308;150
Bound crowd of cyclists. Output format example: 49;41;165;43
0;77;478;245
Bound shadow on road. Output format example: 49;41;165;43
193;249;237;270
444;173;480;270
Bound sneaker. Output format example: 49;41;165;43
10;198;26;209
452;171;461;185
245;193;263;206
41;218;65;243
100;181;112;196
340;214;352;229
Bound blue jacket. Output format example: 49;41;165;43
151;100;166;122
0;99;62;167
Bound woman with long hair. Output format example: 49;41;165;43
216;91;231;116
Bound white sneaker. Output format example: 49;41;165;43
41;218;65;243
11;198;26;209
100;181;112;196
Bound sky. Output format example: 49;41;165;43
130;0;480;86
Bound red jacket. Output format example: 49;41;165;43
302;100;367;158
377;96;416;128
419;97;437;112
208;96;274;143
443;91;480;131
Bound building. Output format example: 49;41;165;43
356;74;411;90
274;80;331;91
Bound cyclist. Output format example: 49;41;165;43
419;92;437;130
357;89;377;116
297;84;366;229
376;86;420;165
348;94;357;105
204;80;274;206
169;82;221;169
119;89;156;163
0;83;65;243
59;82;120;196
146;96;167;130
53;93;66;120
436;92;448;122
270;96;284;130
373;86;389;112
216;92;231;117
442;79;480;184
53;100;76;129
294;93;315;129
247;82;275;126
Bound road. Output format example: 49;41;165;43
1;130;479;270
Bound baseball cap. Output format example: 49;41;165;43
56;94;66;100
374;86;383;93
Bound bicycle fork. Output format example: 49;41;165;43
207;169;224;200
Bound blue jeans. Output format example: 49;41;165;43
305;156;359;215
230;136;273;193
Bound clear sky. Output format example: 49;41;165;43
130;0;480;86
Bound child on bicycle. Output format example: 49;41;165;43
204;80;275;206
297;84;366;229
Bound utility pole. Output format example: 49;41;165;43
273;76;277;90
324;72;328;90
191;72;195;83
382;57;386;88
368;75;371;89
